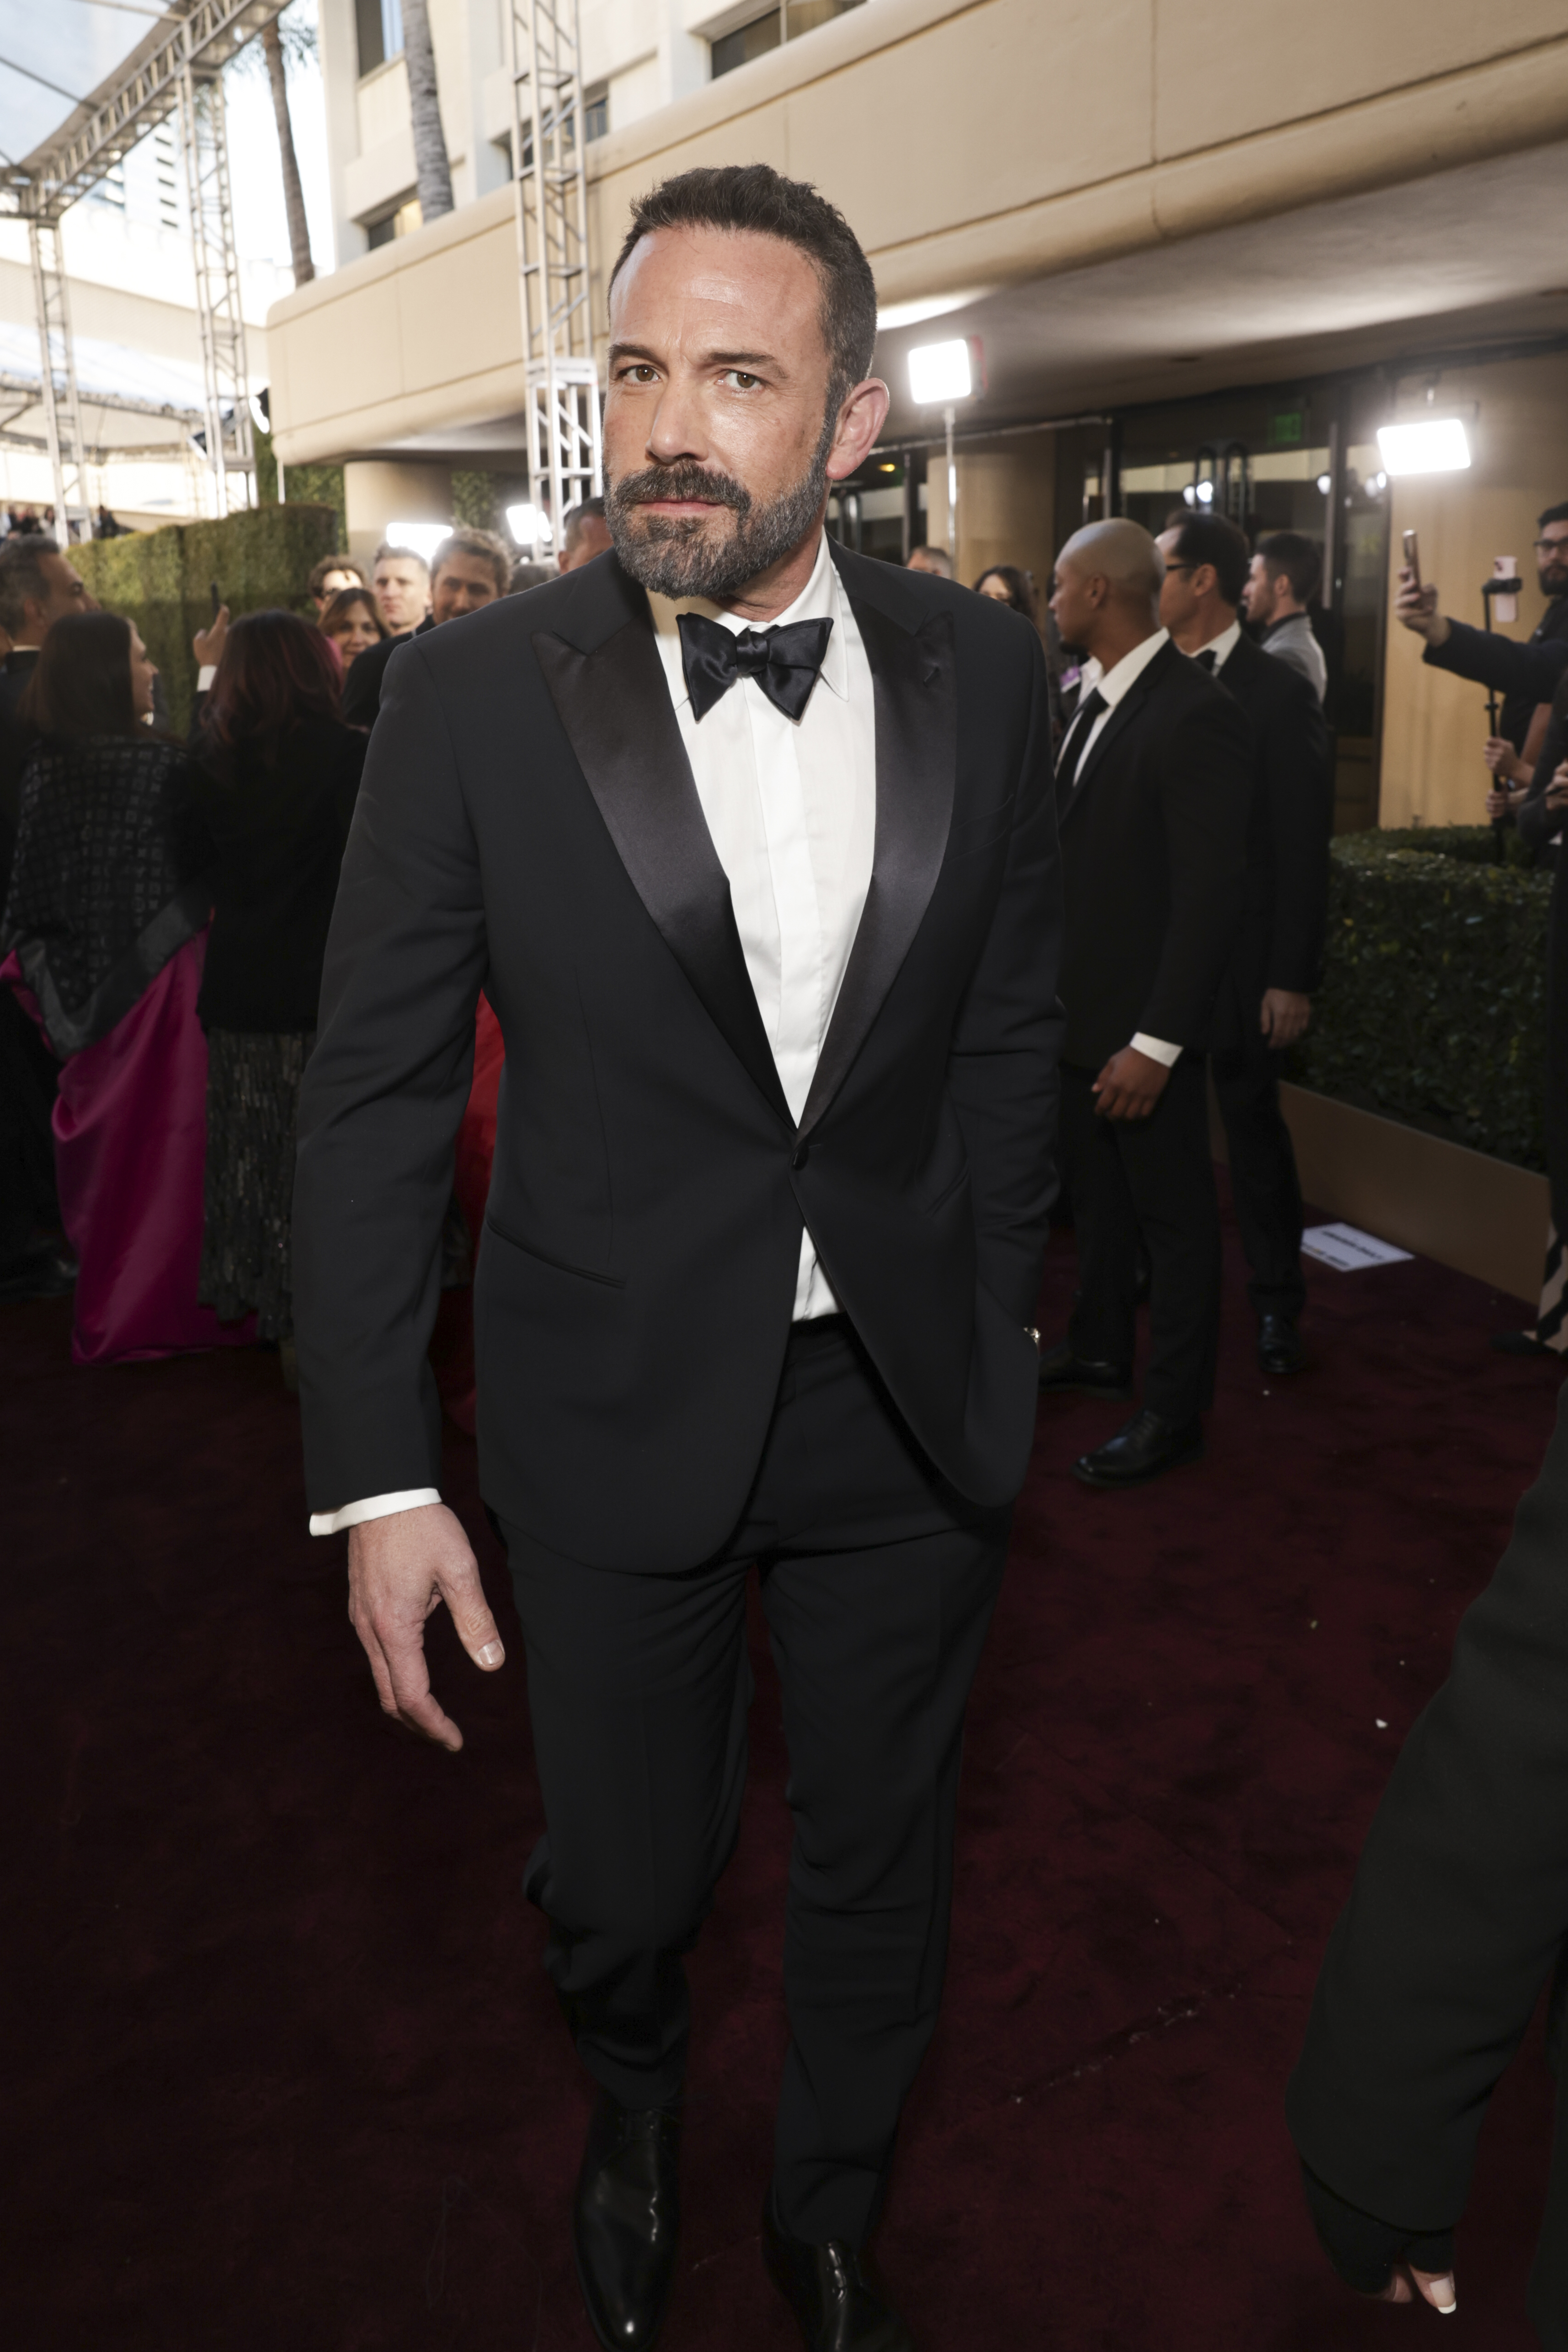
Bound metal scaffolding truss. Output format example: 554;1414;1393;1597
0;0;284;532
508;0;602;561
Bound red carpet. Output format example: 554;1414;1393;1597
5;1191;1561;2349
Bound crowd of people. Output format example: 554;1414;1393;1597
0;504;608;1373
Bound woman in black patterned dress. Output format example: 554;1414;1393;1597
188;611;365;1356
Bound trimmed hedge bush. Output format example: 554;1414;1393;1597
73;503;341;733
1291;826;1552;1171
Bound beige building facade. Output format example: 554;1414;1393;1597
269;0;1568;829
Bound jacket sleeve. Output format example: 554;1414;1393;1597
1139;692;1251;1047
1515;688;1568;853
946;631;1064;1322
1287;1387;1568;2231
1260;670;1331;993
292;641;488;1515
1423;620;1568;702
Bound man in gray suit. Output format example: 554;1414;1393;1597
1243;531;1328;703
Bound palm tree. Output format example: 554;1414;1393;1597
262;16;315;285
402;0;455;223
229;5;318;288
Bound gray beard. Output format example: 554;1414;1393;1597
607;427;833;604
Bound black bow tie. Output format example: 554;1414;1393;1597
1195;647;1218;672
677;610;834;723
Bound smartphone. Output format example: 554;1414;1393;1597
1402;529;1420;586
209;579;222;618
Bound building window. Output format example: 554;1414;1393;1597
711;0;863;79
366;194;422;249
584;84;609;143
356;0;405;76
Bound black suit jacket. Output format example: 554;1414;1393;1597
1210;631;1331;1049
1424;618;1568;707
293;545;1063;1566
1288;1385;1568;2340
1054;637;1251;1069
341;616;432;727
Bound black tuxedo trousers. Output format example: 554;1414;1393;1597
1060;1057;1220;1422
506;1315;1007;2247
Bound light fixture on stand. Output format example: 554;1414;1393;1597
908;336;984;562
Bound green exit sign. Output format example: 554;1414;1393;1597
1269;411;1305;447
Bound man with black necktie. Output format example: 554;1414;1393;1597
1157;513;1330;1375
293;166;1060;2350
1040;519;1251;1487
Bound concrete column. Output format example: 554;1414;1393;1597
924;433;1057;604
343;460;453;571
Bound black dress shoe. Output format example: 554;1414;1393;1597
1037;1341;1133;1398
572;2091;682;2351
1491;1329;1561;1359
1256;1314;1306;1375
762;2191;913;2351
0;1245;76;1304
1072;1408;1203;1489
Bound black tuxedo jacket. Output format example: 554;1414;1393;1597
1054;637;1250;1069
341;615;432;728
293;544;1062;1568
1288;1386;1568;2340
1211;631;1330;1050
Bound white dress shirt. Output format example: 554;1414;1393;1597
1059;627;1181;1072
1187;617;1242;676
310;531;875;1536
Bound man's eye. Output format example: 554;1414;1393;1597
723;370;760;390
621;364;658;383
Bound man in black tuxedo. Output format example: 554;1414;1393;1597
341;528;509;726
1288;1388;1568;2336
1040;519;1250;1487
1157;514;1330;1375
293;165;1060;2352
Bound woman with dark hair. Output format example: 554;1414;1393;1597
188;608;366;1357
319;583;388;677
0;610;254;1363
972;563;1040;625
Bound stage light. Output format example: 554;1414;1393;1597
1376;418;1471;477
387;519;453;563
1317;473;1331;494
1195;479;1214;506
907;339;972;405
506;502;554;545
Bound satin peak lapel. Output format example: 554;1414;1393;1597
798;599;956;1138
535;619;792;1128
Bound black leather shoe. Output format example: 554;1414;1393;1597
762;2191;913;2351
0;1245;76;1304
1037;1341;1133;1398
1257;1314;1307;1375
1072;1408;1203;1489
572;2091;682;2351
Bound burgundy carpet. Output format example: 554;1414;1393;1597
5;1190;1563;2350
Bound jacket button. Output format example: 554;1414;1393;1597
791;1142;810;1170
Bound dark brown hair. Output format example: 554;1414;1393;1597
18;609;140;738
973;565;1039;626
319;585;388;643
199;609;342;755
1168;514;1250;607
609;165;878;413
0;534;64;638
309;550;364;598
431;526;511;598
1258;530;1322;607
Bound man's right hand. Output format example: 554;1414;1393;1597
1375;2263;1457;2314
347;1501;505;1752
1394;567;1448;647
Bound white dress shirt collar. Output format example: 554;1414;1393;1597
1185;617;1242;673
646;529;849;710
1094;625;1169;707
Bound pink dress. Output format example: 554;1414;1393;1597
4;933;255;1365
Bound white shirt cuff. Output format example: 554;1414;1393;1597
1131;1032;1182;1067
309;1487;442;1536
197;664;217;690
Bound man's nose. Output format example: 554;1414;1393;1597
645;376;707;465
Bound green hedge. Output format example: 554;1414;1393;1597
73;502;341;733
1291;826;1552;1171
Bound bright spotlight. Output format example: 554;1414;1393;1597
907;339;972;405
1195;479;1214;506
1316;473;1331;495
1376;418;1471;477
388;519;452;564
506;502;554;545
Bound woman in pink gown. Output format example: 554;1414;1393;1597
0;611;252;1365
